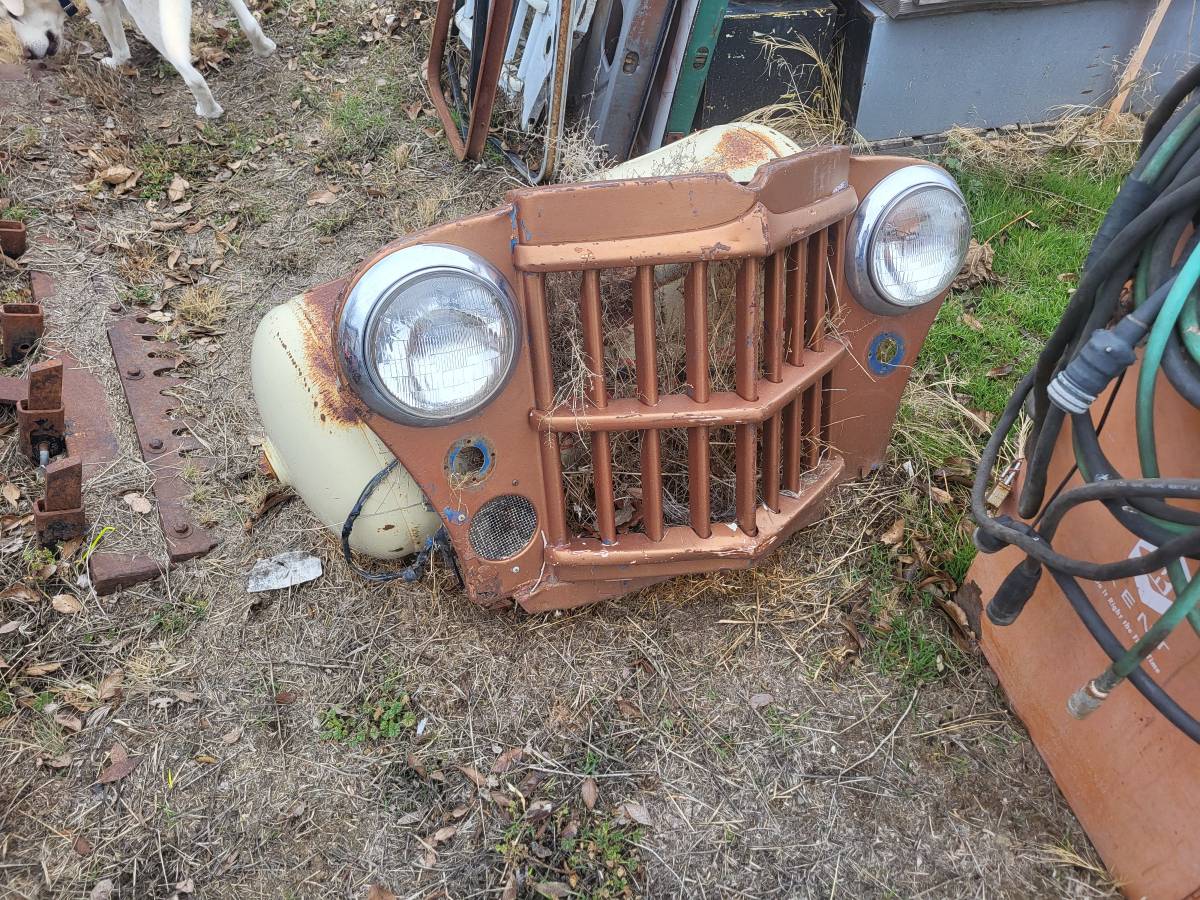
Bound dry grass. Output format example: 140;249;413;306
946;108;1142;178
739;35;861;149
0;2;1115;896
175;283;227;327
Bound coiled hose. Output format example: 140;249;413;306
973;62;1200;744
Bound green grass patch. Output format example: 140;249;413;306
923;153;1124;413
150;597;208;636
321;680;417;744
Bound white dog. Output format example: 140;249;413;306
1;0;276;118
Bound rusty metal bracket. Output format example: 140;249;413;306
33;456;86;544
0;219;26;259
108;315;218;563
17;359;66;463
1;301;44;364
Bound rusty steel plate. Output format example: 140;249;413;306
108;315;217;563
58;350;119;477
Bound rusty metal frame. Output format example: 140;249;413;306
305;149;949;612
427;0;515;161
108;315;218;563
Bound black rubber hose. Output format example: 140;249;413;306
1141;60;1200;153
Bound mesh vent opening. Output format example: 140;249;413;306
469;495;539;560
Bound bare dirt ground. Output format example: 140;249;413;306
1;2;1116;897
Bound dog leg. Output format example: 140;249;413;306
224;0;276;58
91;0;132;69
155;0;223;118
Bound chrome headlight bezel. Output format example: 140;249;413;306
846;164;970;316
338;244;521;426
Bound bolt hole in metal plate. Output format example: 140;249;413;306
468;494;538;560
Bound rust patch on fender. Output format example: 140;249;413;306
295;279;365;427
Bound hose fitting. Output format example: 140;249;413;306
1048;320;1140;414
985;557;1043;626
1067;679;1110;719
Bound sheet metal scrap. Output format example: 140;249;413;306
108;314;218;563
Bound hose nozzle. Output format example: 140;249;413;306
1068;679;1110;719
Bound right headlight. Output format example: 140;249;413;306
338;244;521;425
846;164;971;315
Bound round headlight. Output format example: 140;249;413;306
847;165;970;315
339;245;520;425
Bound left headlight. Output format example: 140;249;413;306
339;244;521;425
847;164;971;316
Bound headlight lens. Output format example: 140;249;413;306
339;245;520;425
847;165;971;315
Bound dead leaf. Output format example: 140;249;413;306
23;661;62;677
2;482;19;506
581;777;598;811
749;692;773;710
274;690;297;705
951;239;996;292
492;747;523;774
2;583;46;604
928;484;954;505
221;725;243;744
98;670;124;701
367;886;397;900
73;834;94;856
195;754;218;764
55;711;83;732
123;493;153;515
534;884;571;899
90;878;115;900
457;764;487;788
407;751;428;779
97;753;142;784
614;800;653;827
307;189;340;207
616;698;642;720
986;363;1015;379
960;313;984;332
428;825;457;846
880;517;905;547
99;165;133;185
51;594;83;614
167;175;189;202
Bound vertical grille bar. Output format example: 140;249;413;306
734;257;760;535
523;273;567;543
580;270;617;544
684;262;711;538
786;238;808;367
828;218;846;319
806;229;829;353
762;251;785;511
632;265;664;542
802;384;821;470
782;239;807;492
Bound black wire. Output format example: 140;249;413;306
341;461;407;582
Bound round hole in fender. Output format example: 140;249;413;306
446;436;494;487
867;331;906;377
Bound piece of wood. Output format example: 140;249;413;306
1104;0;1172;127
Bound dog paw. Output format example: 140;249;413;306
196;101;225;119
100;55;129;69
253;37;277;58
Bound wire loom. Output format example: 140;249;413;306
974;62;1200;743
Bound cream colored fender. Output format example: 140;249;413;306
251;124;800;559
252;302;439;557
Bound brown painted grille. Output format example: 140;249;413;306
524;220;847;550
